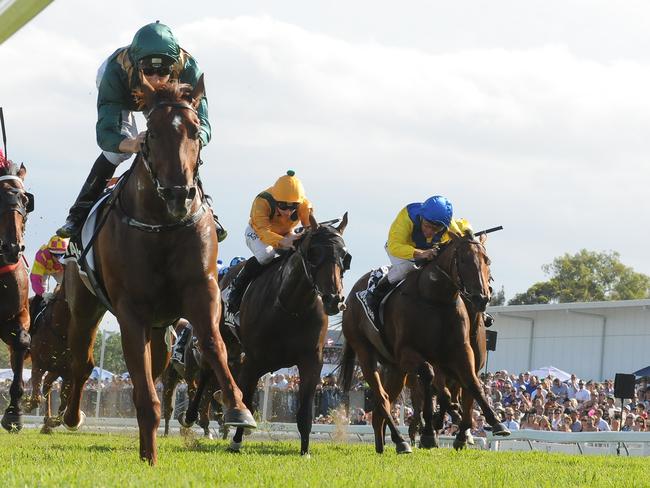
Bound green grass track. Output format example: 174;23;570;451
0;432;644;487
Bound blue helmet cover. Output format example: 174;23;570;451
417;195;453;228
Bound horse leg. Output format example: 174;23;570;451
431;366;461;431
354;344;410;454
0;315;29;432
412;363;438;449
161;366;178;436
183;284;255;428
198;380;213;439
453;344;509;438
229;358;261;452
296;358;321;456
118;313;161;465
62;269;104;431
25;364;44;413
53;380;71;426
180;366;210;428
40;371;57;434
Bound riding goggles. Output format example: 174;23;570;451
277;201;299;211
142;66;173;77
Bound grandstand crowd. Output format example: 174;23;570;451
2;366;648;433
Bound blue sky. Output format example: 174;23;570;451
2;1;650;330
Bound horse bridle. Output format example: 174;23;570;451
431;239;491;302
140;101;201;204
0;174;34;263
295;230;352;297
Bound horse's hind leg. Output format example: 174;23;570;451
198;380;213;439
412;363;438;449
40;371;57;434
181;366;210;428
62;267;104;431
25;364;44;413
161;367;179;436
0;314;30;432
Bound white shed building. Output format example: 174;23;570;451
487;299;650;381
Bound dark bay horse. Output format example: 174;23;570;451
0;162;32;431
61;79;255;464
24;285;72;433
340;232;508;454
224;214;350;456
162;319;224;438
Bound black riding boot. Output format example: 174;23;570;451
227;258;264;313
56;154;116;238
197;178;228;242
484;312;494;328
366;276;392;320
171;324;193;366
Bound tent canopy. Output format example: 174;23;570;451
529;366;572;382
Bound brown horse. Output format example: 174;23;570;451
24;284;72;433
224;214;350;456
161;319;224;438
61;79;255;464
0;162;32;431
340;232;508;454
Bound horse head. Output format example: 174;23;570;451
137;76;205;220
0;163;32;265
296;212;350;316
430;232;492;311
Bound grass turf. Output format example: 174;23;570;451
0;431;644;487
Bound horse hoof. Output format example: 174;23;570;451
1;412;23;433
301;452;311;459
466;430;475;445
40;424;53;435
46;416;62;428
419;434;438;449
396;441;412;454
178;412;195;428
228;440;242;452
453;438;467;451
63;410;86;431
204;431;214;440
492;423;511;437
213;390;223;404
224;408;257;429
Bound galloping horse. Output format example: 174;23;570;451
61;79;255;464
224;214;350;456
0;162;32;431
24;285;72;433
340;232;508;454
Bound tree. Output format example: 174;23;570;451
489;286;506;306
508;250;650;305
92;331;127;374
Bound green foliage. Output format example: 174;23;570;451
0;432;646;487
92;331;127;375
509;249;650;305
489;286;506;306
0;344;10;369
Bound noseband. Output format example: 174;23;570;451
140;101;201;204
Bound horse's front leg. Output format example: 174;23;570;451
0;313;30;432
25;364;44;413
40;371;58;434
229;357;261;452
161;366;178;436
296;357;322;456
118;308;160;465
183;282;255;429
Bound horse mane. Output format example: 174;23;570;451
132;82;194;111
0;161;19;176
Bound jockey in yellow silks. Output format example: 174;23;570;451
357;195;472;323
30;236;68;297
226;170;313;313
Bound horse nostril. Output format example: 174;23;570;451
188;187;197;201
338;302;347;312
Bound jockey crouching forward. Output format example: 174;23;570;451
226;170;312;313
56;21;225;240
29;236;68;319
357;195;474;324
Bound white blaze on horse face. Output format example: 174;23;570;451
172;115;182;133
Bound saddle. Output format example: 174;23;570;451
63;182;120;315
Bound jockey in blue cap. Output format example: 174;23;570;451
357;195;473;323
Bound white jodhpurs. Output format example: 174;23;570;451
245;225;277;265
385;243;417;284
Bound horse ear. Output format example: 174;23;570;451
191;74;205;110
17;163;26;181
336;212;348;234
309;212;319;230
479;233;487;245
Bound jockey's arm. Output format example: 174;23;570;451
250;198;285;248
386;207;417;260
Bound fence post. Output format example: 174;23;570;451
95;330;108;418
262;374;271;422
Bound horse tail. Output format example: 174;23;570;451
339;341;357;392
